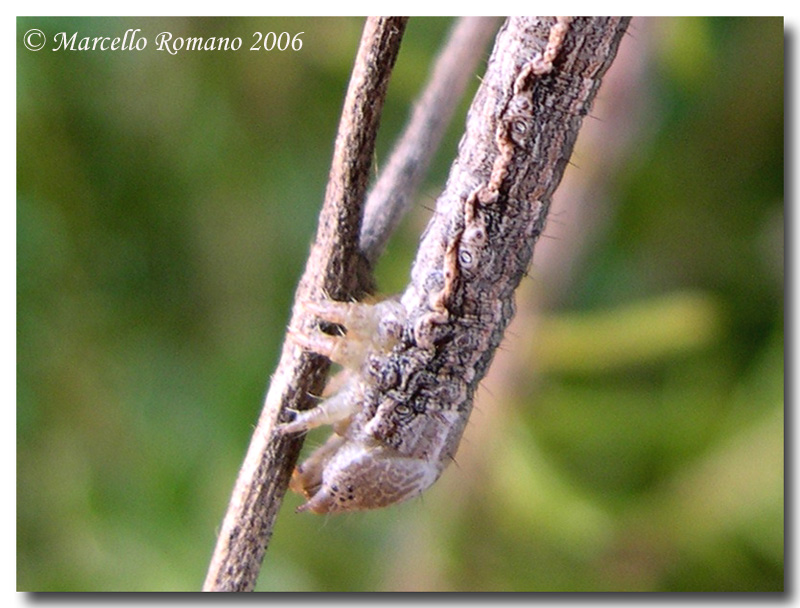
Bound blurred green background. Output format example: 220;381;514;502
17;17;783;591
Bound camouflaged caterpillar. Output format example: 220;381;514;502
276;16;629;515
278;190;531;515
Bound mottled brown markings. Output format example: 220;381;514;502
279;17;631;514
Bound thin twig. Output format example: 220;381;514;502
360;17;501;265
203;16;408;592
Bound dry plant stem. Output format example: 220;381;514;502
360;17;501;265
203;16;408;592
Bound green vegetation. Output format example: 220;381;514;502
17;17;783;591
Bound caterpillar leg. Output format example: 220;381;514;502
278;382;360;435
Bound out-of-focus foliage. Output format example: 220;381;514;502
17;17;782;591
